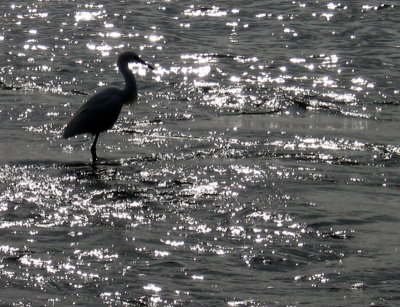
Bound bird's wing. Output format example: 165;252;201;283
63;88;123;138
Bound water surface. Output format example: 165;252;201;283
0;1;399;305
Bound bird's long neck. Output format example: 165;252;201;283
119;63;138;104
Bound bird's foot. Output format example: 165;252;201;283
91;156;110;165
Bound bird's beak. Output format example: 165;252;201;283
138;57;154;70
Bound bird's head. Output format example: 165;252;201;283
117;51;154;70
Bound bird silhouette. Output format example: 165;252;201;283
63;51;154;163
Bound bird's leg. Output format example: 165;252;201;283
91;133;100;163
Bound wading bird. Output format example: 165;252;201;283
63;51;154;163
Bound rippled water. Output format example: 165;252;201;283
0;1;399;305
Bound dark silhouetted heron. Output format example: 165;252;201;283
63;51;154;162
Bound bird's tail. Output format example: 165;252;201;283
62;115;82;138
62;125;75;139
62;108;92;139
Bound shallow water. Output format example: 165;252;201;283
0;0;399;305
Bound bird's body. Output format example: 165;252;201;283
63;51;153;162
62;87;125;138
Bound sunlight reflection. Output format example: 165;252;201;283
143;284;162;292
75;11;104;22
146;34;164;42
184;5;227;17
0;1;398;304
